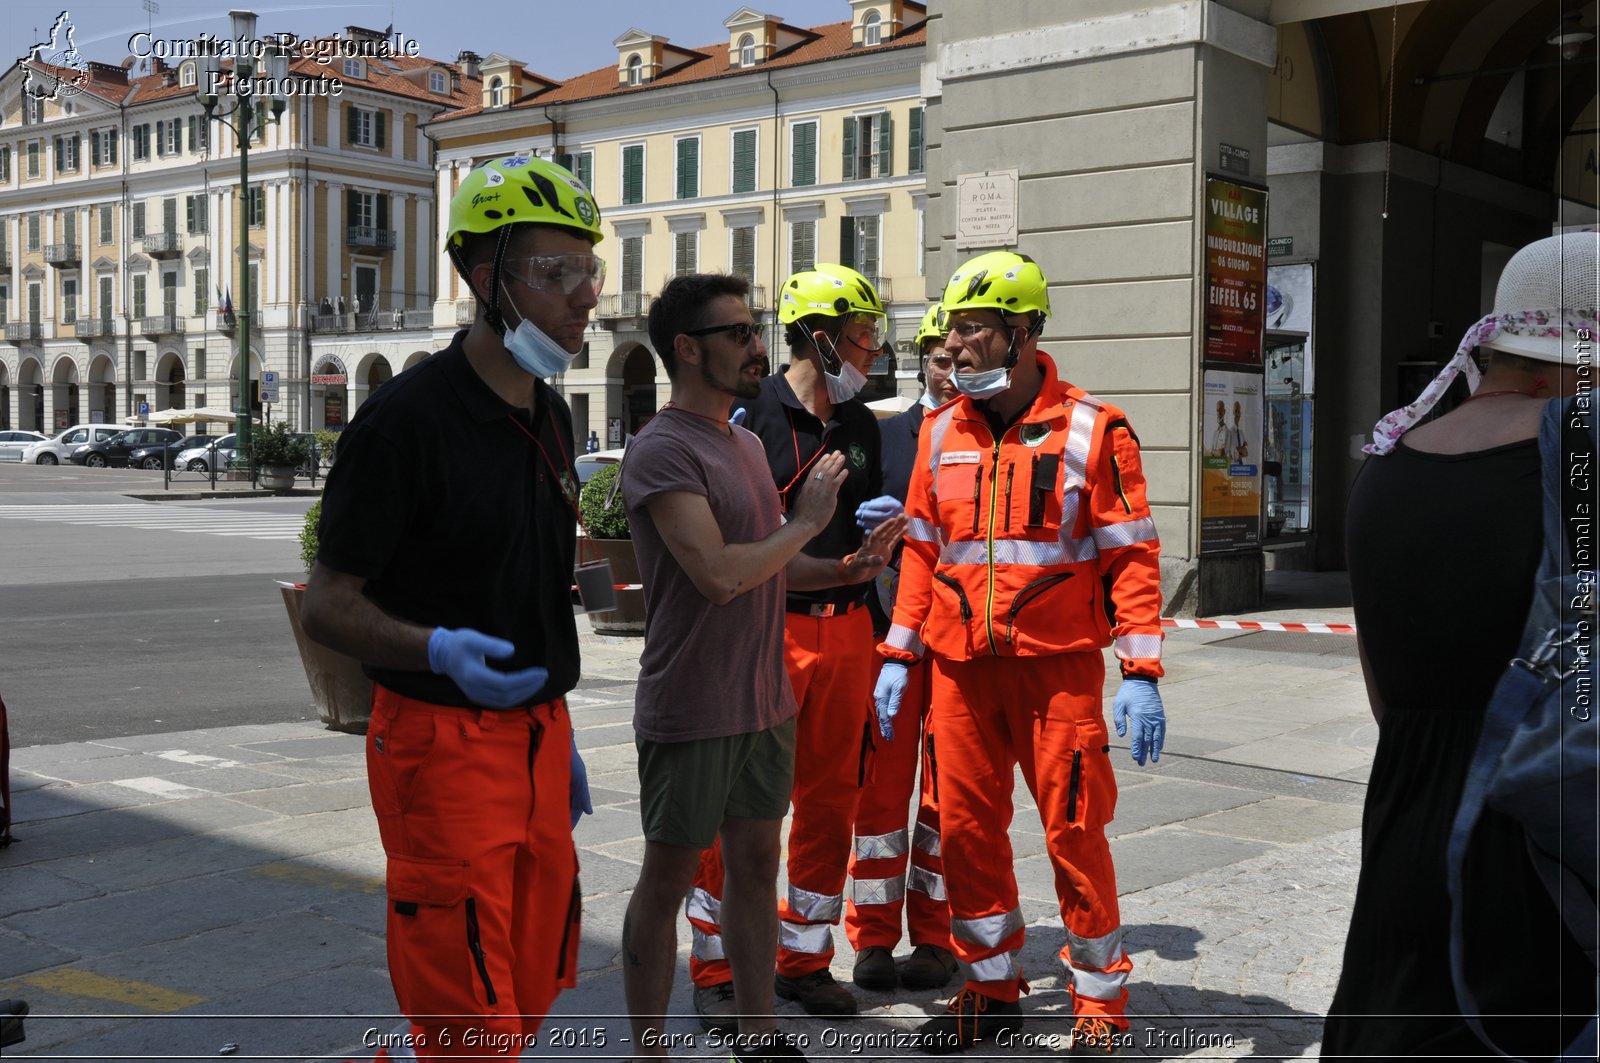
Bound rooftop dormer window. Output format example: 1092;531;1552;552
863;10;882;45
738;34;755;67
488;75;504;106
626;54;642;86
180;62;196;86
429;68;447;94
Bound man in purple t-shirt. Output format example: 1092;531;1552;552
620;274;903;1063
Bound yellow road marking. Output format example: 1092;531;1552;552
15;969;205;1011
254;861;384;893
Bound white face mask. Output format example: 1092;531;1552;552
814;333;868;402
919;389;942;410
500;284;579;380
951;365;1011;400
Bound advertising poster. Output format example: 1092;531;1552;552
1204;176;1268;366
1266;261;1315;393
1201;369;1263;552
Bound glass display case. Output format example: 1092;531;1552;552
1263;332;1312;538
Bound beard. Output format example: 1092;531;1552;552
703;354;764;399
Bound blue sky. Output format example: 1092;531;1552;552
4;0;773;82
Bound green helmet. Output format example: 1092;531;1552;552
915;303;948;349
942;251;1050;318
778;263;885;324
446;155;603;248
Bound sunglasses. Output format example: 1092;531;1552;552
503;254;607;296
685;321;766;346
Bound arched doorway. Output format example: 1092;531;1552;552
354;353;393;418
87;353;117;422
50;355;80;430
227;348;265;418
19;358;44;432
622;344;657;433
402;349;432;371
311;355;349;429
155;351;187;412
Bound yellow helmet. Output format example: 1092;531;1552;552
915;303;948;349
446;155;603;248
942;251;1050;318
778;263;885;324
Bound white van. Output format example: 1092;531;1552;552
20;424;133;465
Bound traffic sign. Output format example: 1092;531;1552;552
260;371;279;403
138;401;150;416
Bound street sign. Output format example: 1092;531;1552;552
137;401;150;416
260;371;279;403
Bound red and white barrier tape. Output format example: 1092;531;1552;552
1161;617;1357;635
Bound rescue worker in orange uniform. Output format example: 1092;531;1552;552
873;251;1168;1055
688;264;890;1026
847;304;959;993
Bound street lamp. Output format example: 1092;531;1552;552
197;10;289;461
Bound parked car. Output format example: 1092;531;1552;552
575;447;626;485
21;424;132;465
126;433;216;471
69;427;184;468
175;434;239;473
0;430;47;463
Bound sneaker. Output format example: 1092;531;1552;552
852;946;898;989
730;1030;808;1061
694;980;739;1034
1066;1016;1119;1054
774;969;858;1016
913;988;1022;1055
898;944;959;989
0;999;27;1049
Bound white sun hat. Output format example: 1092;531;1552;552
1481;232;1600;364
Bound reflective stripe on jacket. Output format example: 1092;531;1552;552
879;353;1163;677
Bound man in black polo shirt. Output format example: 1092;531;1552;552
301;155;602;1060
686;264;895;1023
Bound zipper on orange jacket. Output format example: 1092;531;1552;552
984;432;1004;655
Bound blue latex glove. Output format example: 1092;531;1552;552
855;494;906;531
873;661;908;741
569;731;592;830
1113;677;1166;766
427;627;549;709
730;407;748;427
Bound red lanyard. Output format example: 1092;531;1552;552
775;405;833;505
506;413;582;526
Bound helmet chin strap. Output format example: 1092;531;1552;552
447;227;516;337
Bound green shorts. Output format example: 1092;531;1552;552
636;716;797;849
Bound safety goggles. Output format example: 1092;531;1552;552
685;321;766;347
841;312;886;351
926;353;955;370
502;254;607;297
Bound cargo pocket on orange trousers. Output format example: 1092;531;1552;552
386;854;497;1010
1062;720;1116;831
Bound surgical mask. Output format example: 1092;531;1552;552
500;284;579;379
951;365;1011;400
919;389;942;410
815;333;868;402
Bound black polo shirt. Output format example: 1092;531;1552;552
733;367;882;612
316;330;579;707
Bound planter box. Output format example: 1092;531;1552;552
584;537;645;636
280;585;373;733
259;464;297;493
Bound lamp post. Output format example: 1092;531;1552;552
196;10;289;461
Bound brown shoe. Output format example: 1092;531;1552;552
774;969;858;1016
913;988;1021;1055
1066;1015;1123;1054
898;944;959;989
693;980;738;1034
852;946;898;989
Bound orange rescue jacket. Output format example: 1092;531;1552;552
879;353;1164;678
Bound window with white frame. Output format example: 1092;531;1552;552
343;57;365;79
158;120;180;156
0;146;9;182
24;95;44;125
131;124;149;161
180;62;196;86
789;219;816;274
27;281;40;323
55;135;80;172
487;77;504;107
26;213;40;251
429;69;447;94
626;55;642;86
90;127;117;167
843;113;892;180
26;141;41;178
838;215;880;278
348;107;385;148
738;34;755;67
863;10;883;45
98;204;113;243
673;231;698;276
675;136;700;200
186;194;208;234
247;186;265;228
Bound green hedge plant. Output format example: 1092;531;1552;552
251;421;312;467
579;462;630;539
300;499;321;574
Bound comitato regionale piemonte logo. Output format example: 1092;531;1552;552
22;11;91;99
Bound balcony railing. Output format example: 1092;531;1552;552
43;243;80;267
745;284;768;310
216;310;261;334
4;321;44;342
140;231;182;257
455;299;477;325
140;314;185;337
311;307;428;333
597;291;651;321
346;226;396;250
862;275;893;303
75;318;113;338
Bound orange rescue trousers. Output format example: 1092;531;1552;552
845;657;953;954
689;606;876;984
929;653;1132;1023
367;685;580;1059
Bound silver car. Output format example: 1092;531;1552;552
175;434;240;473
21;424;132;465
0;430;47;462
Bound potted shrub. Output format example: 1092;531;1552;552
251;421;312;493
578;462;645;636
279;499;373;733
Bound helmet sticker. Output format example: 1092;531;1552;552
483;169;505;187
502;155;531;168
576;199;595;225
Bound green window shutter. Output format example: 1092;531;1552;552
838;217;856;269
375;111;386;150
346;107;358;144
878;113;892;178
556;152;573;173
90;130;100;164
576;152;593;191
909;106;923;173
347;190;359;228
790;220;814;273
792;123;815;187
841;117;856;181
733;130;756;194
623;145;643;205
677;138;698;199
186;196;195;233
108;127;118;164
377;194;389;232
188;115;197;153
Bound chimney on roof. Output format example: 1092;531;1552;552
345;25;387;43
88;61;128;84
450;70;461;93
457;50;481;78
